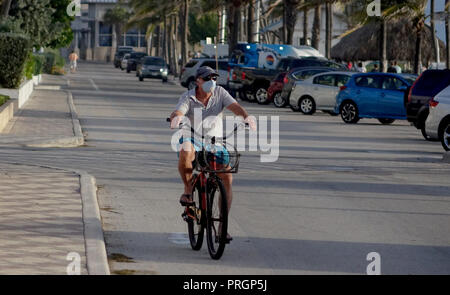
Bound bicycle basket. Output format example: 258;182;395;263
195;142;240;173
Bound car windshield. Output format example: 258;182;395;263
144;58;165;66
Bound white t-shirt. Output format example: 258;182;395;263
175;86;237;138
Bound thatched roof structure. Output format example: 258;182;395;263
331;19;447;63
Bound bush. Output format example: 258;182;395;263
42;49;65;74
33;54;46;76
0;95;9;107
0;33;31;89
23;52;36;80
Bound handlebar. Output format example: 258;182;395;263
166;117;249;142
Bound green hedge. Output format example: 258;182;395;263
0;95;9;107
0;33;31;89
23;52;36;80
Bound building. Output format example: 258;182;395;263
70;0;148;62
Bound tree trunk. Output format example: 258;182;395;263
380;19;387;72
163;15;168;63
302;8;308;45
181;0;189;67
247;1;254;43
228;1;241;56
431;0;439;63
155;25;160;57
167;15;173;75
111;24;117;58
446;0;450;68
285;0;298;45
311;5;320;50
414;28;423;74
171;14;178;76
1;0;12;18
325;2;332;59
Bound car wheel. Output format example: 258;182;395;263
255;87;269;104
127;68;131;73
188;79;196;90
439;119;450;151
245;90;257;102
340;101;360;124
299;96;316;115
378;118;395;125
139;75;144;82
162;78;168;83
273;92;287;108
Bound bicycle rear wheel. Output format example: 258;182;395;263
187;175;205;250
206;176;228;260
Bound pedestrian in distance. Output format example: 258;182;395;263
371;64;379;72
69;50;79;73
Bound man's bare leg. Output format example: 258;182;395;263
178;142;196;196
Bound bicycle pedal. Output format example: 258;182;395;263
181;212;189;222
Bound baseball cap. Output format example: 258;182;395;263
196;66;219;79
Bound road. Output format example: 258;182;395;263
1;61;449;275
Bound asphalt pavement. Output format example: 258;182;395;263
1;61;448;275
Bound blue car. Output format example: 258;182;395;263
335;73;417;124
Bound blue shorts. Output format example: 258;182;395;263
178;137;230;165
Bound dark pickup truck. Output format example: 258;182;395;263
229;57;345;103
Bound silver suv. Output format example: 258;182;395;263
180;58;229;90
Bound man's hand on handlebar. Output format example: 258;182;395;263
244;116;257;131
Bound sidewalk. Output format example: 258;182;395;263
0;75;108;274
0;74;83;147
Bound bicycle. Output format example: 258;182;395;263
167;117;247;260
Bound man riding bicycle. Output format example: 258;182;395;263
169;66;256;242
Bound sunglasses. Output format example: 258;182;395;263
202;76;217;81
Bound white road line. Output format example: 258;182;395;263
90;78;99;91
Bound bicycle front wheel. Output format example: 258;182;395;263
206;176;228;260
187;175;205;250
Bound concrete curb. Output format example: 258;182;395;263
0;161;110;275
80;172;110;275
443;151;450;163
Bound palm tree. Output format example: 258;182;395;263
311;4;320;50
103;5;131;57
384;0;427;73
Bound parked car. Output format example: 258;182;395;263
335;73;416;124
273;67;341;107
230;57;345;103
405;69;450;140
425;85;450;151
180;58;229;90
114;46;133;68
120;53;131;70
137;56;169;82
289;71;356;115
126;52;148;73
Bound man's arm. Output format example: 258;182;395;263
226;102;249;119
